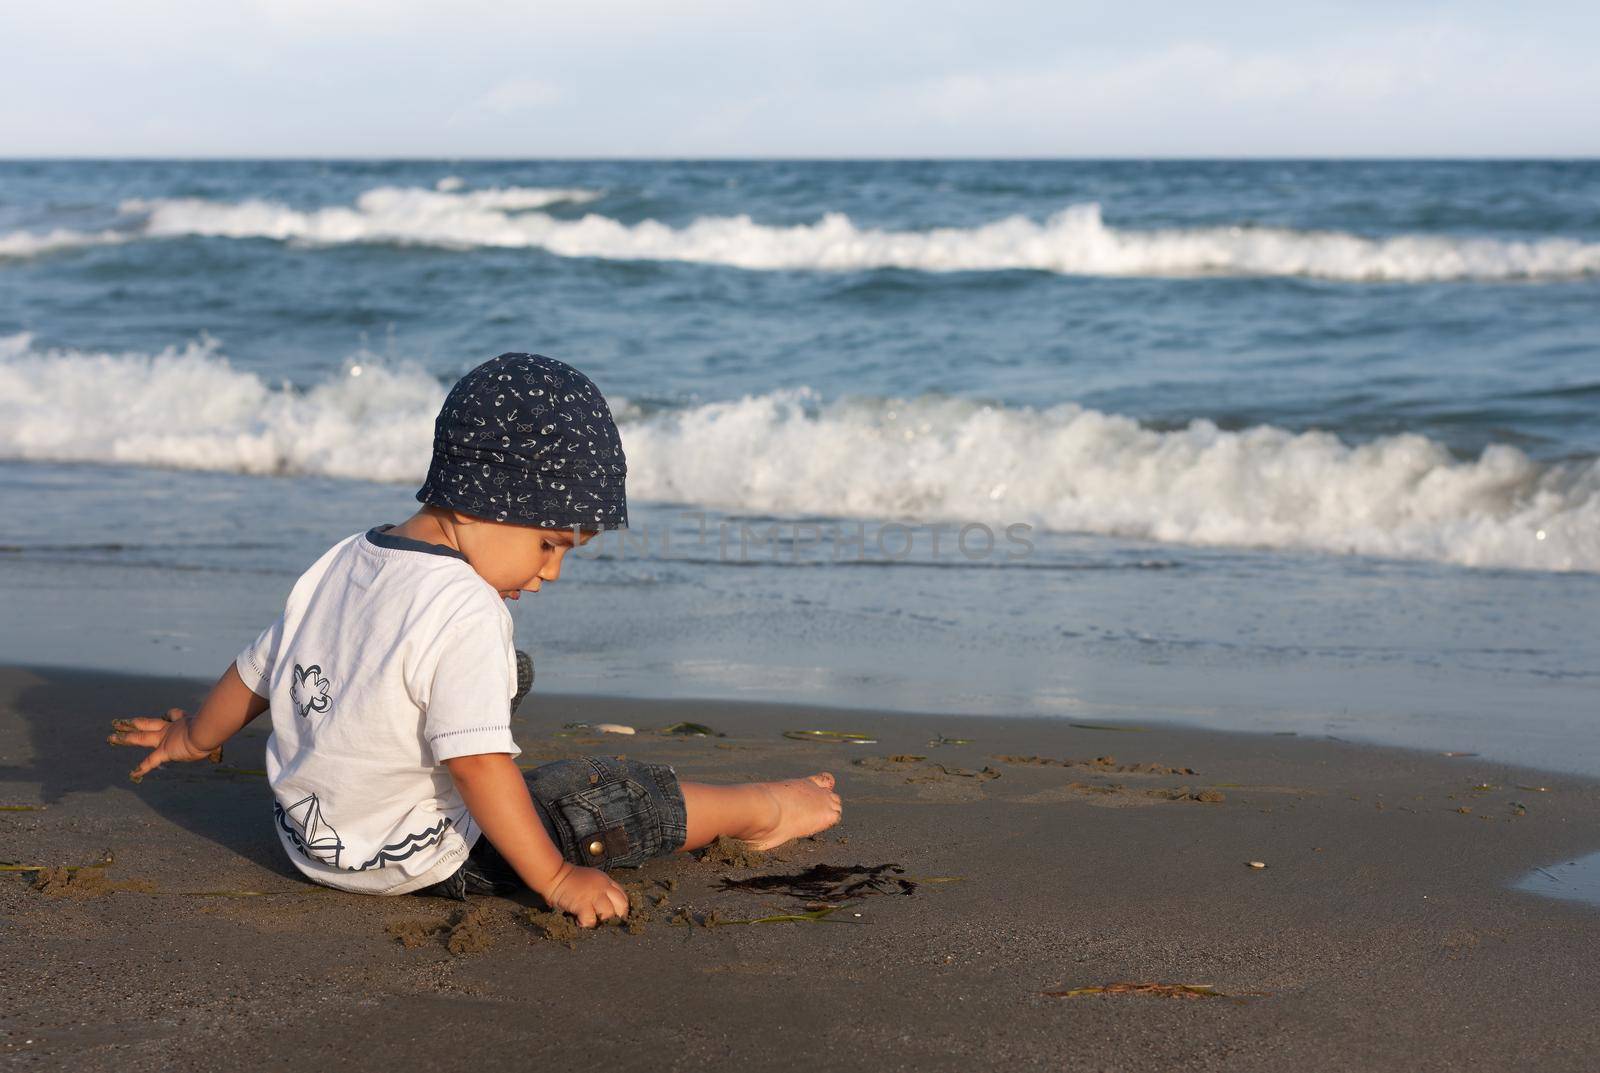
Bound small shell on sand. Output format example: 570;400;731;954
594;724;636;735
1246;861;1267;869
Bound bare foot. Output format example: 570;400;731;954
745;773;842;851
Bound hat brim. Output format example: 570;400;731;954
416;474;628;531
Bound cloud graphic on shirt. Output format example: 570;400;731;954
291;664;333;718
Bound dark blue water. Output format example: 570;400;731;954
1;160;1596;769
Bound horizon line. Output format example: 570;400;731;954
3;153;1599;164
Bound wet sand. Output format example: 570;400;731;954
4;664;1599;1071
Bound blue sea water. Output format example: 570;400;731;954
1;160;1596;771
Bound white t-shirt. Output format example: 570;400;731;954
235;527;521;895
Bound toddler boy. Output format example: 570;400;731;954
109;353;841;927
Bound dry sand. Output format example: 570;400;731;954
3;665;1599;1071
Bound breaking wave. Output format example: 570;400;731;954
119;185;602;248
6;183;1598;280
0;227;126;259
2;334;1595;572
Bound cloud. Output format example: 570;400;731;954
820;24;1600;156
1;1;1596;155
465;78;567;118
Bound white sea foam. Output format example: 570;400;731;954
2;335;1595;572
0;334;442;484
120;185;602;248
0;227;125;259
622;391;1600;573
98;187;1600;281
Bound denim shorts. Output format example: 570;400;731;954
420;756;688;900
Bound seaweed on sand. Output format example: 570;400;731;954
718;862;916;900
1043;982;1231;1000
661;722;724;737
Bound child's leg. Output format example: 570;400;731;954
679;772;841;852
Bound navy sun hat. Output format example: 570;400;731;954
416;353;628;530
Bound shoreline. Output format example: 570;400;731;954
5;529;1599;779
8;649;1600;778
4;457;1595;781
6;664;1600;1071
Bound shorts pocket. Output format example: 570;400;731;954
550;768;662;870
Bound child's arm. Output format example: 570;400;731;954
444;753;629;928
108;663;269;782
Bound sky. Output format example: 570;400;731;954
3;0;1597;157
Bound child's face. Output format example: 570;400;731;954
458;521;596;600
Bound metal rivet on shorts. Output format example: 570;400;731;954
587;839;605;857
589;774;599;785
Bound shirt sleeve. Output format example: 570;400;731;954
234;616;283;699
420;605;521;763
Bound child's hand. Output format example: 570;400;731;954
107;708;224;783
540;862;630;928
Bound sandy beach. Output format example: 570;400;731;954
5;664;1598;1072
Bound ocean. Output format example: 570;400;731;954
1;160;1596;770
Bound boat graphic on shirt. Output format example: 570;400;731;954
275;792;344;867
